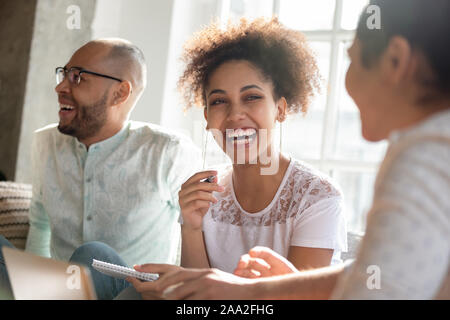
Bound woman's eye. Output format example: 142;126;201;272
210;98;225;106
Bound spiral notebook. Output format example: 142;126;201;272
92;259;159;282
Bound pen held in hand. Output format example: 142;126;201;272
202;175;216;183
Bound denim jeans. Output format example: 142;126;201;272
0;236;139;300
0;235;14;300
69;241;134;300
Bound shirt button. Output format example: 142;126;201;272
87;216;92;221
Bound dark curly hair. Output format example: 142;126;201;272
178;17;321;115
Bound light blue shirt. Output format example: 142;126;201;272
25;121;201;266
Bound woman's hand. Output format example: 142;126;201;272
233;246;299;278
126;264;183;300
127;264;256;300
178;171;224;230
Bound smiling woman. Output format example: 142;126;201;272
174;17;348;278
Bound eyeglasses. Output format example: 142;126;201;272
55;66;123;85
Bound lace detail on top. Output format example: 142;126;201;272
208;159;341;227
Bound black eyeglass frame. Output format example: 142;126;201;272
55;66;123;85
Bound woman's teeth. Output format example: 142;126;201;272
226;128;257;144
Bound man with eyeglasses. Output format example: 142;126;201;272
0;38;201;299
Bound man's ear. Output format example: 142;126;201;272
380;36;414;86
276;97;288;122
112;81;132;106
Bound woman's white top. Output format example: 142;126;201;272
202;158;348;273
332;109;450;299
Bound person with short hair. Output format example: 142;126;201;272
0;38;201;300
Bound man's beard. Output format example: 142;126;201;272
58;91;109;141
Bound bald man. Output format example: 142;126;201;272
0;39;201;299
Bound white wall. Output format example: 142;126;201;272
92;0;176;125
15;0;97;183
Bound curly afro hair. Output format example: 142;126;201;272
178;17;321;115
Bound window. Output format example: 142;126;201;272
203;0;387;233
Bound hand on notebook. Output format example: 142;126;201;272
127;263;255;300
126;264;185;300
233;246;299;278
178;171;225;231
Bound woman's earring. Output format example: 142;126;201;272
202;127;209;170
279;121;283;154
278;115;285;154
